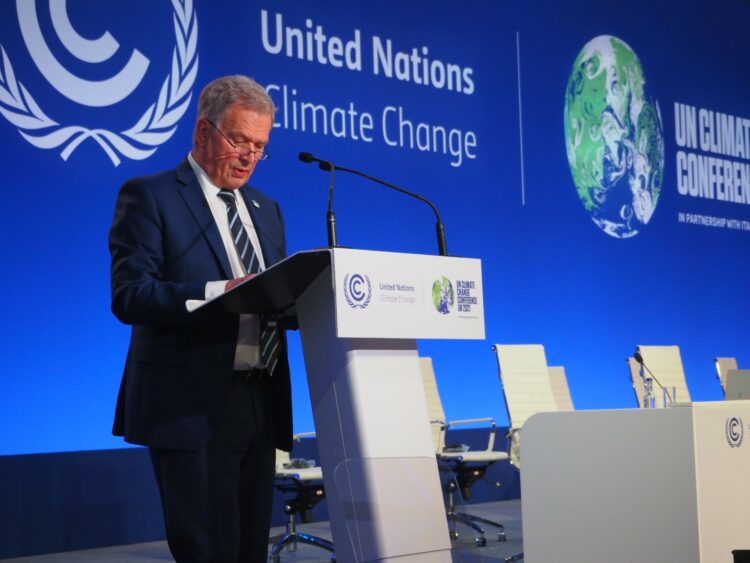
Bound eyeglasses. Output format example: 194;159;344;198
206;119;271;161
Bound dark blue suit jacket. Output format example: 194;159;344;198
109;159;293;451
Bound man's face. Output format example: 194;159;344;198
194;103;273;190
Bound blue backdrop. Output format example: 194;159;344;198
1;0;748;456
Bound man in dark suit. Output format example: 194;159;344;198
109;75;292;562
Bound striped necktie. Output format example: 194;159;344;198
217;189;280;376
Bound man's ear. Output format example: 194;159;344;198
195;117;209;146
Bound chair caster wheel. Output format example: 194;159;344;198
270;555;280;563
475;537;487;547
499;531;507;542
450;530;460;540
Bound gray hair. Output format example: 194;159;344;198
193;75;276;145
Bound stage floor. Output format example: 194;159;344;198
4;499;523;562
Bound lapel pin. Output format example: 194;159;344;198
251;199;260;208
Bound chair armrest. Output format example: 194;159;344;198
505;427;522;469
429;419;447;454
505;426;521;439
293;431;316;442
446;417;497;451
446;417;496;428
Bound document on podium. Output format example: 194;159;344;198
185;249;332;317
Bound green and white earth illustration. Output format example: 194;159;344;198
564;35;664;238
432;277;454;314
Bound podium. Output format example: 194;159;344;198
192;247;485;562
521;402;750;563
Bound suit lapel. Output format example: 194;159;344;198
175;160;233;279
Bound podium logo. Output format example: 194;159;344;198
432;276;454;315
0;1;199;166
726;416;744;448
343;273;372;309
564;35;664;238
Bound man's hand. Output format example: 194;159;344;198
225;273;256;292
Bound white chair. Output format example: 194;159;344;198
548;366;574;411
725;369;750;400
418;357;509;547
493;344;559;470
716;357;738;394
269;433;334;562
493;344;563;563
634;345;691;407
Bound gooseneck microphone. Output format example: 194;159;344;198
634;350;673;405
299;152;337;247
298;151;448;256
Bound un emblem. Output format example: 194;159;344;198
726;416;744;448
0;0;198;166
343;273;372;310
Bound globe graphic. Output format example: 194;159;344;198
432;277;454;315
564;35;664;238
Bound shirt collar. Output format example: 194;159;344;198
187;152;229;199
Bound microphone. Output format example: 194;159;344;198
299;152;337;247
633;349;673;405
298;151;448;256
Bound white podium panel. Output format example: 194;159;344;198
521;403;750;563
297;266;453;562
332;248;485;339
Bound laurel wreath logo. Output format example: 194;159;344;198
726;416;744;448
343;273;372;309
0;0;199;166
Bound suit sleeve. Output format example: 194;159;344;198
109;179;205;326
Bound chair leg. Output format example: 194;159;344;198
290;532;335;555
455;511;507;541
268;513;335;562
269;532;335;562
505;552;524;562
449;510;487;547
445;478;462;541
446;480;508;547
443;467;509;544
446;480;488;546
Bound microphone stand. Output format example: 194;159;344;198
325;163;337;247
634;351;673;405
316;160;448;256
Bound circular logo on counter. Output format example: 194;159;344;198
726;416;744;448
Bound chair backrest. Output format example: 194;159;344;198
418;357;446;453
548;366;574;411
725;369;750;400
493;344;558;430
627;356;646;407
715;357;738;393
636;345;692;405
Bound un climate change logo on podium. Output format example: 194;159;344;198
432;276;454;315
343;273;371;309
0;0;198;166
726;416;744;448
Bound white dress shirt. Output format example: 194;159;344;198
188;152;266;370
